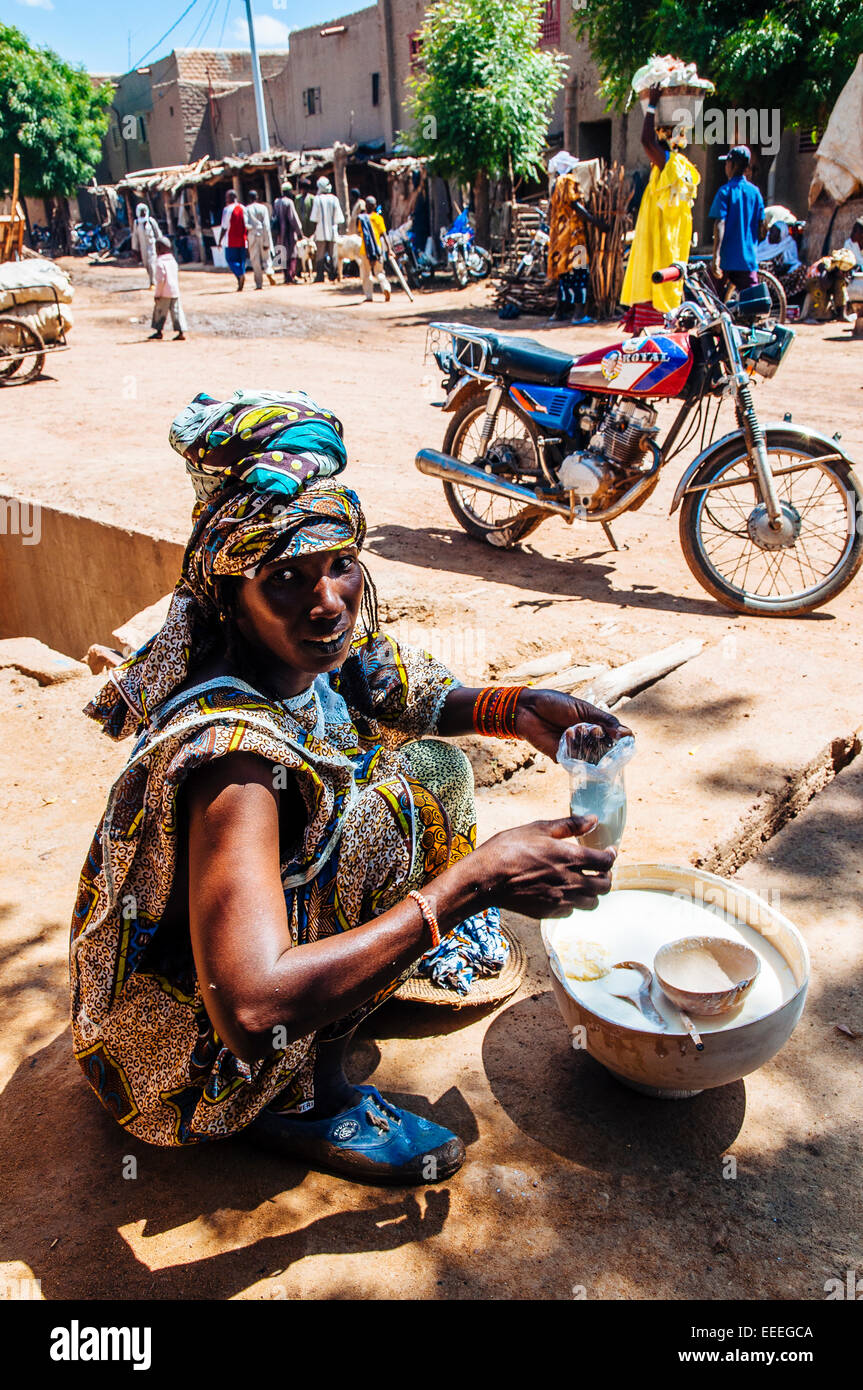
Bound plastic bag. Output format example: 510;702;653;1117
557;723;636;851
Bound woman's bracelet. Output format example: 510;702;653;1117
472;685;525;739
408;890;440;950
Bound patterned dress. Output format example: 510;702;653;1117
547;173;590;281
70;633;475;1147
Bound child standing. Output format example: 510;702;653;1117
149;237;187;341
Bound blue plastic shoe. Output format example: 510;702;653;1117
248;1084;465;1185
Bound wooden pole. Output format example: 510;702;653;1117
333;142;351;220
187;183;206;263
585;640;703;709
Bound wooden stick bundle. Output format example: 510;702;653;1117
587;162;632;320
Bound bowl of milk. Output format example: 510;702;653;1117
542;862;809;1098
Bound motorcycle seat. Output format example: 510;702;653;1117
484;332;574;385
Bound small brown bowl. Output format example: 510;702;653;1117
654;936;761;1017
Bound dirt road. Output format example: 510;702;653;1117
0;261;860;1300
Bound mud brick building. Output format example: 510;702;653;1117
99;49;289;181
97;0;814;240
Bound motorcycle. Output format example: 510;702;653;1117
514;223;550;281
71;221;111;255
689;250;788;323
440;212;493;289
415;260;863;616
29;223;54;253
389;223;435;291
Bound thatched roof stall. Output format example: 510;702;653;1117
116;147;415;261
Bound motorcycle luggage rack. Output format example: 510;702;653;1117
425;322;494;382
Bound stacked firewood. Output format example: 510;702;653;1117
586;163;632;320
491;202;557;315
492;271;557;316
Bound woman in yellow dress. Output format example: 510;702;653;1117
621;85;700;313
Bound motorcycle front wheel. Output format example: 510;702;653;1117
679;430;863;615
442;393;546;547
452;254;470;289
466;247;492;280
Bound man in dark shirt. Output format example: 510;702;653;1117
710;145;765;291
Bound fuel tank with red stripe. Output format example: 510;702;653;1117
568;331;693;397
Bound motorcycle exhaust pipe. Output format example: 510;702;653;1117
415;447;572;518
415;442;663;523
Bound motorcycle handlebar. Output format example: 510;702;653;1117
652;265;684;284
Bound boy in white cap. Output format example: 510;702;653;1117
148;237;187;341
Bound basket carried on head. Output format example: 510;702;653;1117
632;54;714;129
637;89;709;128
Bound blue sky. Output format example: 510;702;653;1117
2;0;344;73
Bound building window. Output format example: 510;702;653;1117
408;32;422;70
577;119;612;163
138;114;147;143
371;71;380;107
169;105;174;117
539;0;560;46
303;86;321;116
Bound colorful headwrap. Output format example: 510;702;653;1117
170;388;347;504
87;389;365;739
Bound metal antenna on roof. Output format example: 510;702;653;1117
243;0;271;153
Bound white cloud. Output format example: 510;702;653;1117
229;14;291;47
16;0;55;9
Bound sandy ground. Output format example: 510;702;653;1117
0;259;861;1301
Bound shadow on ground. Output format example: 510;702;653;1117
482;992;747;1173
366;522;721;618
0;1029;458;1300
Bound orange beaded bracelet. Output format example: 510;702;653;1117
472;685;525;739
408;890;441;950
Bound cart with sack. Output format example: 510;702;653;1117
0;260;74;386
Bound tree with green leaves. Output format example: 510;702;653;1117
0;22;110;205
404;0;567;243
571;0;863;133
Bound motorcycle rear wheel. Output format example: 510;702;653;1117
442;393;546;547
679;431;863;615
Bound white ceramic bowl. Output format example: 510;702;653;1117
542;863;809;1099
654;934;761;1016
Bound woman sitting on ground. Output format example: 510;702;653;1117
70;390;626;1183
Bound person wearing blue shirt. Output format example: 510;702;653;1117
709;145;765;291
